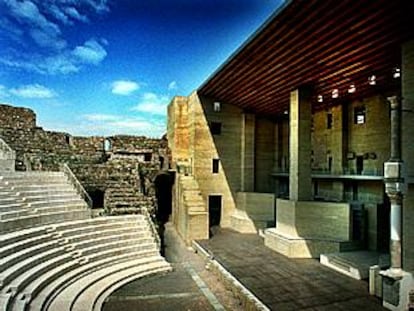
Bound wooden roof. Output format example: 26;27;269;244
199;0;414;117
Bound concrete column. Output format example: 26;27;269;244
289;87;312;201
402;40;414;271
241;113;255;192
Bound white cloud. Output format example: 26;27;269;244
77;113;165;137
65;7;89;23
9;84;57;98
131;92;169;116
0;0;110;74
83;113;119;121
111;80;140;96
168;81;178;90
72;39;107;65
29;28;67;49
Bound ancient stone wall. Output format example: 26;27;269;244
0;103;168;215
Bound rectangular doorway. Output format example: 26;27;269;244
208;195;222;227
356;156;364;174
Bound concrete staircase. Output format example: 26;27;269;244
0;171;172;311
0;172;90;233
0;215;171;311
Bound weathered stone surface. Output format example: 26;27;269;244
0;103;168;215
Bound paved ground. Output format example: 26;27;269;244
103;223;243;311
197;228;387;311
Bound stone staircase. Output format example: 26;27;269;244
0;172;91;233
0;170;172;311
175;175;208;244
0;215;171;311
105;185;154;215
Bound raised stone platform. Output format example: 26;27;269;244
320;251;390;280
264;227;348;258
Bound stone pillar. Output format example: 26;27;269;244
289;87;312;201
241;113;255;192
402;40;414;271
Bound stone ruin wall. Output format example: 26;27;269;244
0;103;169;215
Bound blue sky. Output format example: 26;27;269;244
0;0;283;137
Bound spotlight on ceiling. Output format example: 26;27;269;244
317;95;323;103
348;84;356;93
393;68;401;79
332;89;339;98
368;75;376;85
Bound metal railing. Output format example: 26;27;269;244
60;163;93;208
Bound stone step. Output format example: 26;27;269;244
0;293;12;311
25;201;86;212
92;263;171;311
0;209;91;233
47;256;166;311
0;197;23;205
0;246;64;291
0;204;27;213
0;209;32;221
5;251;74;296
74;235;155;254
29;249;160;311
72;260;171;311
320;251;390;280
56;220;147;238
24;194;80;204
50;215;145;232
33;203;88;215
79;238;156;257
2;176;68;185
64;226;148;244
10;183;71;192
0;227;48;249
0;235;55;268
17;189;76;198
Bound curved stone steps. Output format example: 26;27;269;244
47;256;168;311
0;246;64;291
28;249;160;311
27;198;86;209
0;210;31;221
0;227;47;248
76;261;171;311
70;232;152;251
0;238;57;274
64;226;147;244
0;210;91;233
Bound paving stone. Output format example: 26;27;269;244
197;228;387;311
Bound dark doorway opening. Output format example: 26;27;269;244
88;189;104;208
208;195;222;227
154;172;174;256
356;156;364;174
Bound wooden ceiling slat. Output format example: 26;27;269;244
206;0;358;97
198;0;404;118
217;2;396;103
223;32;397;111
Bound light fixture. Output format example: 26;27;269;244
317;95;323;103
393;68;401;79
332;89;339;98
368;75;376;85
283;110;288;115
213;101;221;112
348;84;356;93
